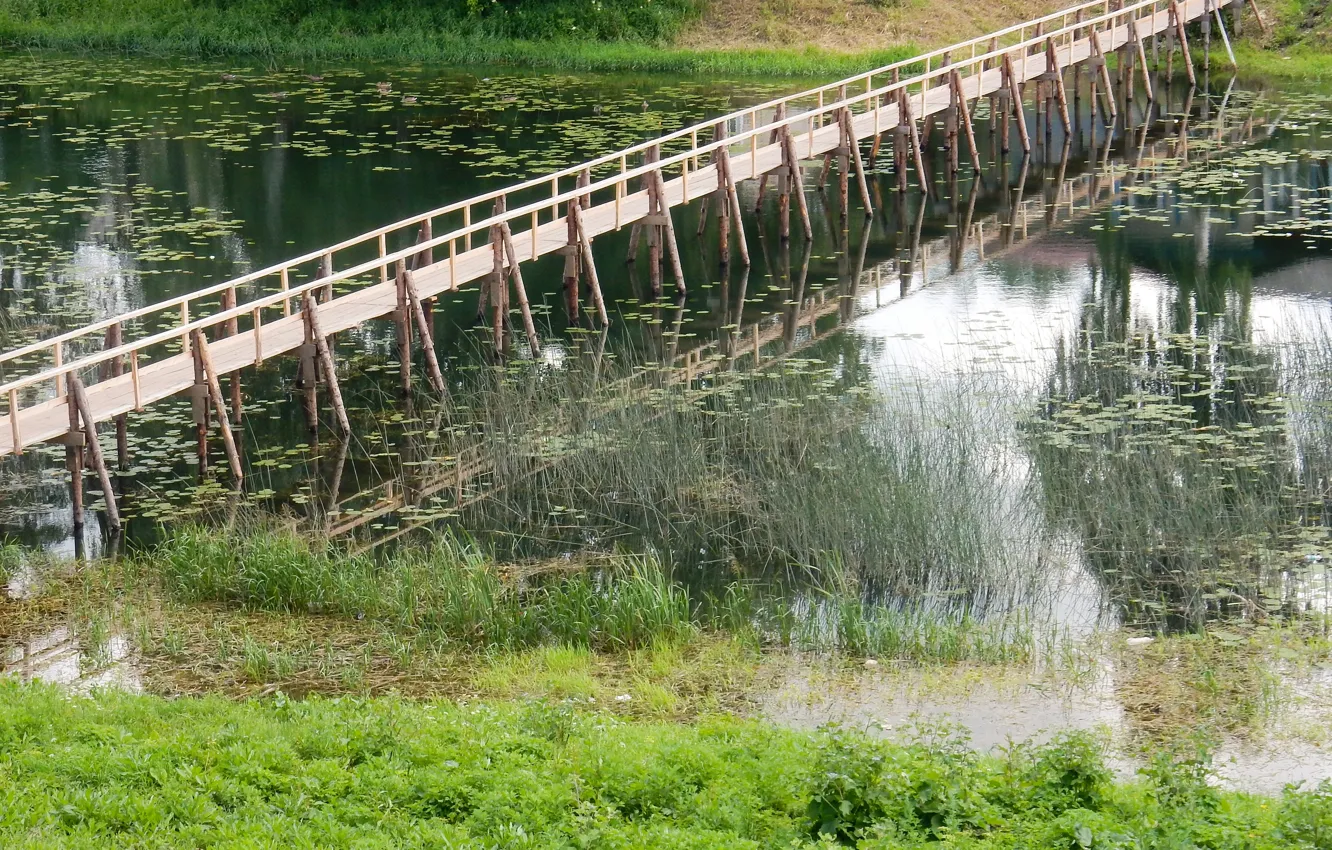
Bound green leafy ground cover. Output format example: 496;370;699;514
1;681;1330;848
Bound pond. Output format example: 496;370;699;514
1;53;1331;645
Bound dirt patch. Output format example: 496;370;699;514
676;0;1067;55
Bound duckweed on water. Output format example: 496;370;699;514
1028;327;1331;630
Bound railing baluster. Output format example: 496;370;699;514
253;307;264;365
8;389;20;454
130;351;142;411
53;342;64;397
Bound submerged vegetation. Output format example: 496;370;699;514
1026;329;1320;631
2;682;1331;847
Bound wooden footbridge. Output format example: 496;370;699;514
0;0;1267;534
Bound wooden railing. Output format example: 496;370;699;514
0;0;1222;456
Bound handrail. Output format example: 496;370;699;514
0;0;1201;421
0;0;1163;374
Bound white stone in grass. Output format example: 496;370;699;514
1126;636;1155;647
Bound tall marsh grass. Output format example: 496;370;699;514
445;358;1044;618
140;523;1033;662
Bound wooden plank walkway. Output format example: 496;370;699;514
0;0;1242;467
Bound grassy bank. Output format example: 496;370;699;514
1;680;1329;847
0;0;915;76
128;523;1034;665
1228;0;1332;78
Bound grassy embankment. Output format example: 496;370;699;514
0;0;1311;78
0;0;917;76
1230;0;1332;77
2;680;1332;848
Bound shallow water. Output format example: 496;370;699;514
761;651;1332;795
1;55;1331;635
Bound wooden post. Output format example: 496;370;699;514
837;86;850;219
569;203;609;325
1046;39;1073;134
1202;0;1212;72
1211;0;1237;68
780;128;815;240
416;218;435;339
627;146;658;262
946;75;961;175
841;108;874;215
707;122;726;256
952;71;983;173
105;322;129;471
67;377;119;531
499;222;544;356
650;171;688;296
303;291;353;436
222;286;242;425
1091;28;1119;120
191;331;243;482
391;259;414;386
65;390;84;540
1246;0;1269;35
896;90;930;195
1131;19;1154;102
489;197;506;352
191;336;210;473
715;126;750;266
1004;53;1032;154
1171;0;1197;87
755;103;785;213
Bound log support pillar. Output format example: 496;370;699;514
191;331;243;482
569;203;610;325
499;221;543;356
303;291;353;436
840;107;874;216
67;378;120;532
1170;0;1198;87
950;71;983;174
1002;54;1032;154
778;126;814;240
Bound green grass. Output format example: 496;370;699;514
1;680;1330;847
0;0;917;76
1229;0;1332;79
1233;42;1332;79
131;522;1034;663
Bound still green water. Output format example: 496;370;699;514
1;53;1330;634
